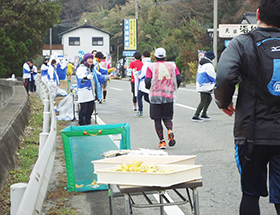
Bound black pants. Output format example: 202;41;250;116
24;79;29;93
30;80;36;92
131;82;137;103
137;90;150;112
154;119;172;141
194;92;212;117
79;101;95;126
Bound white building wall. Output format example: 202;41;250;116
42;50;63;56
62;28;111;62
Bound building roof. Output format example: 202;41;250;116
58;22;114;37
239;12;257;24
42;44;63;50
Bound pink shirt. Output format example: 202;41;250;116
146;61;180;79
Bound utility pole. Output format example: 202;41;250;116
49;28;52;56
117;41;119;62
135;0;138;51
135;0;138;20
213;0;218;67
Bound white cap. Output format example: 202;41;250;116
154;47;166;58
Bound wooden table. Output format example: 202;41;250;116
108;180;202;215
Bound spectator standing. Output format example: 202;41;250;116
76;53;110;125
67;62;74;82
47;59;60;100
29;61;37;93
136;51;152;117
76;53;97;125
56;56;68;80
93;52;116;103
145;47;181;149
41;57;49;84
214;0;280;214
192;51;216;122
22;59;32;93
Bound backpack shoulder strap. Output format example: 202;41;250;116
244;32;259;154
247;32;263;81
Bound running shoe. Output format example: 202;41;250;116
157;141;166;149
135;111;143;117
201;115;211;120
167;130;176;147
192;116;204;122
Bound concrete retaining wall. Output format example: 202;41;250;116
0;79;30;190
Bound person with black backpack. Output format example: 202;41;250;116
214;0;280;214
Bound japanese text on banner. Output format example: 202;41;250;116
124;19;137;50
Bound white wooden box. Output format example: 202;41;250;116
91;155;196;171
95;164;202;187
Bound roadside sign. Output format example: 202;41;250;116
219;24;257;38
123;50;136;57
123;19;137;50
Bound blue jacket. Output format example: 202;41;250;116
196;57;216;92
41;63;49;83
23;62;31;79
29;65;37;81
76;64;107;102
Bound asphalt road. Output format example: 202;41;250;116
56;78;277;215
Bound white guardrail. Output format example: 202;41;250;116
10;76;57;215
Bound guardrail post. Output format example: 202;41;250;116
43;99;50;113
40;110;51;156
43;112;50;133
10;183;27;215
39;132;49;156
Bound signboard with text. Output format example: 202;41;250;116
123;19;137;51
219;24;257;38
123;50;136;57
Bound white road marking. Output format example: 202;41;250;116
153;193;185;215
111;79;130;84
93;116;121;148
175;103;196;111
96;116;105;125
178;88;197;92
109;87;123;91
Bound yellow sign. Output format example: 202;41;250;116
124;19;137;50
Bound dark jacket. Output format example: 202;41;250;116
214;27;280;145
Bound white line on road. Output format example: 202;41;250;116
178;88;197;92
96;115;105;125
175;103;196;111
111;79;130;84
109;87;123;91
153;193;185;215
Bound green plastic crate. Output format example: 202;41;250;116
61;123;131;192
